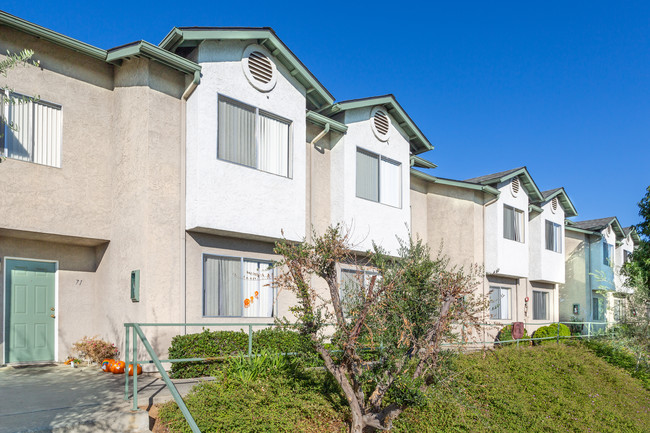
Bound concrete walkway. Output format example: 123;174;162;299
0;363;209;433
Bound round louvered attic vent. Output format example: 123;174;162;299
551;197;558;213
511;177;520;196
607;225;612;235
370;106;391;141
242;45;277;92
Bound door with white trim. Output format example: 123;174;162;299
5;259;56;362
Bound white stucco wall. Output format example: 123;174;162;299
185;40;307;242
484;177;529;278
614;234;635;293
529;199;565;283
330;107;412;255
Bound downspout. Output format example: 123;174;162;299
308;123;330;242
180;70;200;335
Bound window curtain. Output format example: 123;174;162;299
258;113;289;177
380;157;401;207
533;291;547;320
504;206;518;241
204;256;242;317
545;220;554;250
554;223;561;253
242;260;273;318
218;98;256;168
489;287;509;319
5;98;33;163
32;102;62;167
593;298;603;321
513;209;522;242
356;149;379;201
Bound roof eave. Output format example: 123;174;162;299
107;41;201;76
410;169;500;197
306;110;347;133
0;9;106;60
539;188;578;218
479;167;544;202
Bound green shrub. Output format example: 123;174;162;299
532;323;570;345
495;324;531;346
168;328;319;378
582;338;650;389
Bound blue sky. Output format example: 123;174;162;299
4;1;648;227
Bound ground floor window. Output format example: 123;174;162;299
340;268;378;314
532;290;549;320
489;286;511;320
613;298;625;322
203;255;274;317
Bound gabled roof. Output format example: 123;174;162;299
0;10;200;77
317;95;433;155
158;27;334;110
465;166;544;202
570;217;625;239
537;187;578;218
623;226;641;245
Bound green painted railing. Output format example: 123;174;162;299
123;320;620;433
123;322;274;433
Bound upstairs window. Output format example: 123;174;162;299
503;205;524;242
623;250;633;264
545;220;562;253
489;286;510;320
1;92;62;168
203;255;274;318
356;148;401;207
603;242;613;266
217;95;292;177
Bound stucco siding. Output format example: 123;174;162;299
185;40;307;242
529;201;565;283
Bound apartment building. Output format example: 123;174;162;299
1;10;638;364
410;166;578;335
560;217;639;327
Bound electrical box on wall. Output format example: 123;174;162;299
131;270;140;302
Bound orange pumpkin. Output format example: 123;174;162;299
128;363;143;376
111;360;126;374
101;359;115;372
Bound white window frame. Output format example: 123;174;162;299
503;204;525;243
603;241;613;266
216;94;293;178
355;146;402;208
0;90;62;168
489;286;511;320
202;253;276;318
532;290;549;321
545;220;562;253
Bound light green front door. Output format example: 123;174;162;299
5;259;56;362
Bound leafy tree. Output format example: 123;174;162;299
273;225;485;432
1;49;39;162
621;186;650;371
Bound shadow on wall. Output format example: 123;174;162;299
559;241;586;321
189;231;277;256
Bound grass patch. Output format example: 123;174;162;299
158;344;650;433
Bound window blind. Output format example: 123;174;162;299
356;149;379;202
533;291;547;320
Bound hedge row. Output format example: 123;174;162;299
168;328;317;378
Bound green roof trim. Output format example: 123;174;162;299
318;95;434;155
306;110;347;133
107;40;201;76
158;27;334;109
538;187;578;218
0;9;106;60
410;169;500;196
410;155;437;169
565;224;600;236
0;11;200;77
529;204;543;214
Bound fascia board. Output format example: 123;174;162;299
0;10;106;60
410;169;500;197
107;41;201;76
306;110;348;133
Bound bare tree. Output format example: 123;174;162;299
273;225;486;432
